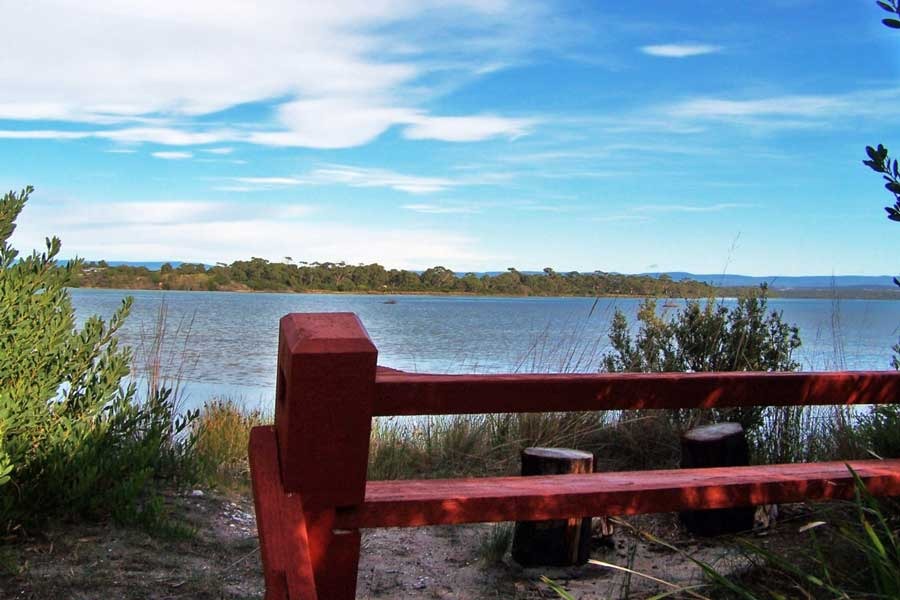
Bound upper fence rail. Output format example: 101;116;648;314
276;312;900;418
373;370;900;416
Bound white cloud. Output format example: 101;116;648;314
11;197;487;269
0;1;541;149
249;100;413;149
640;44;722;58
152;151;193;160
202;147;234;155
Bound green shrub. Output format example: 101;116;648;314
602;289;801;434
0;186;192;529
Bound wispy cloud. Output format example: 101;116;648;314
247;104;534;148
102;127;233;146
213;177;311;192
640;44;722;58
310;165;454;194
237;177;299;186
633;203;756;213
667;96;843;119
0;130;90;140
0;113;533;150
593;214;651;223
203;147;233;155
402;203;481;214
513;201;576;212
224;164;507;195
402;114;535;142
660;88;900;131
151;151;193;160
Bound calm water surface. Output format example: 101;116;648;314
70;289;900;412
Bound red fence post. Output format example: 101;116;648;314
275;312;377;599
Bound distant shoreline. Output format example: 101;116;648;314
69;284;900;301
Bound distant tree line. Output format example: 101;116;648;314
72;258;717;297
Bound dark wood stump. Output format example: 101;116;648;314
511;447;594;567
679;422;756;536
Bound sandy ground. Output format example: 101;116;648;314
0;490;797;600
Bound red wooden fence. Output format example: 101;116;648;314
249;312;900;600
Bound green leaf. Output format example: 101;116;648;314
883;18;900;28
539;576;576;600
863;519;888;557
877;1;895;13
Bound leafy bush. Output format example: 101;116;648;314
601;289;801;433
0;186;192;529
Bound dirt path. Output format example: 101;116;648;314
1;490;798;599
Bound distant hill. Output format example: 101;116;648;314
642;272;898;289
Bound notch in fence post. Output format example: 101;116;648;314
275;312;378;509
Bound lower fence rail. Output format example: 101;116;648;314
250;425;900;599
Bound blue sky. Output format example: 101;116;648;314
2;0;899;275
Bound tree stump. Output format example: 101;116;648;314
511;447;594;567
679;422;756;536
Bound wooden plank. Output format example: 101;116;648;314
374;371;900;416
248;426;319;600
304;509;361;600
275;313;378;507
336;459;900;529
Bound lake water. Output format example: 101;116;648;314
70;288;900;412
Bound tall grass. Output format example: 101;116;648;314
368;412;612;480
133;298;199;410
191;399;268;489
